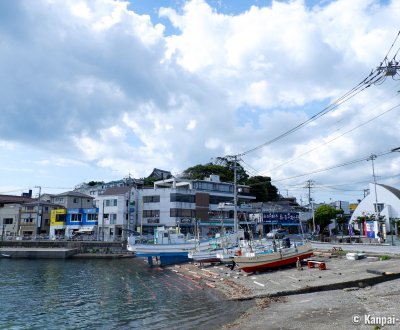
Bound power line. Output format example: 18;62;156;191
272;149;396;183
235;30;400;158
239;70;385;156
266;100;400;173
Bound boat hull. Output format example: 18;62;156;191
234;243;314;273
128;232;240;266
188;249;224;263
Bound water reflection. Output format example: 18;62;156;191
0;258;251;329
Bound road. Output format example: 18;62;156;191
311;241;400;255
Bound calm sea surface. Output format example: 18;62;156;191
0;258;251;330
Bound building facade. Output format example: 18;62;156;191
350;183;400;237
97;187;136;242
137;175;256;236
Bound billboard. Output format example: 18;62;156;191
262;212;300;226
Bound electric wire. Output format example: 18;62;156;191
266;100;400;173
271;149;394;183
240;70;385;156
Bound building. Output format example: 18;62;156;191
49;191;96;239
0;193;35;239
137;175;255;236
97;187;136;241
350;183;400;238
20;201;61;237
330;201;351;216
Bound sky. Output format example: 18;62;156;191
0;0;399;205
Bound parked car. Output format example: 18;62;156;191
266;229;288;239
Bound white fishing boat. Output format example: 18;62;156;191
128;226;240;266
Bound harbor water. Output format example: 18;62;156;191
0;257;251;330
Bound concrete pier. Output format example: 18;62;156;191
0;247;78;259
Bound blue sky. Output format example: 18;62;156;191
0;0;399;204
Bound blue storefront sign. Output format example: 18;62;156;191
262;212;300;226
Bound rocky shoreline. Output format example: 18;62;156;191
168;253;400;329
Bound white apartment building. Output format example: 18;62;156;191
97;187;137;241
137;175;256;236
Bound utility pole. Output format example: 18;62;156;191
225;154;240;237
126;173;132;240
367;154;379;219
305;180;315;232
377;62;400;77
34;186;41;239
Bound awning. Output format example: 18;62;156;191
77;226;95;233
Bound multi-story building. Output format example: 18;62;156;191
331;200;351;216
97;187;136;242
0;193;34;239
49;191;96;239
20;201;61;237
137;175;256;237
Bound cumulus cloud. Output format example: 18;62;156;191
0;0;399;202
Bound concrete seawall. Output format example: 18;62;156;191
1;247;78;259
0;240;130;259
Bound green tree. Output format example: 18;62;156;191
314;205;342;234
183;160;249;184
246;176;279;202
87;181;104;186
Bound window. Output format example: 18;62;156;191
143;196;160;203
193;182;233;193
56;214;66;222
143;210;160;217
209;195;234;205
170;193;195;203
110;214;117;224
54;197;64;203
3;218;13;225
73;198;79;204
87;213;98;221
24;218;34;223
105;199;117;207
71;214;82;222
170;209;196;218
26;206;34;211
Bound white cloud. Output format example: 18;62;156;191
0;0;399;203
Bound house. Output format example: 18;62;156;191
0;193;35;238
49;191;96;239
20;201;61;237
97;186;136;242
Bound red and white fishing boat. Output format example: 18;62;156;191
233;241;314;273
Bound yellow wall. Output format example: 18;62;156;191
50;209;66;226
349;203;358;212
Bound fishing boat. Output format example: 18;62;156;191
127;226;240;266
233;241;314;273
188;229;245;264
